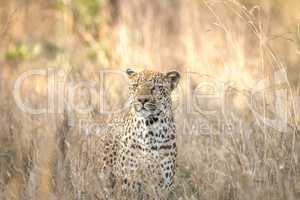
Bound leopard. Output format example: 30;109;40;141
70;69;180;199
68;69;180;200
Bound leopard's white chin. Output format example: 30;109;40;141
134;108;152;118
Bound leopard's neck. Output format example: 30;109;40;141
122;109;176;149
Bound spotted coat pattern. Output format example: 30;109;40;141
102;69;180;197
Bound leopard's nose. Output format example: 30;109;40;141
137;97;149;105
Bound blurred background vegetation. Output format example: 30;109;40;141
0;0;300;199
1;0;299;79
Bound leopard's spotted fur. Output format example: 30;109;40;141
112;69;179;192
70;69;180;199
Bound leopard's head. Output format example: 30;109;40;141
126;69;180;118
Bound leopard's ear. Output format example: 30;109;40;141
166;71;180;90
126;68;136;77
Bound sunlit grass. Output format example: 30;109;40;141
0;0;299;199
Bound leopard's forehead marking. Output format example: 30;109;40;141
132;70;165;84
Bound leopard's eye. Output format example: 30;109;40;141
152;84;162;92
156;84;163;90
130;83;138;90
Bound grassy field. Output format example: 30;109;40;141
0;0;300;199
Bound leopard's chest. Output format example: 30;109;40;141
115;114;177;187
125;116;175;150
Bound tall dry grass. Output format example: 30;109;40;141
0;0;300;199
